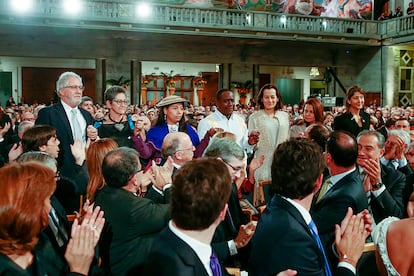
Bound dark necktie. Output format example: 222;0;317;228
210;251;222;276
49;207;68;247
308;220;332;276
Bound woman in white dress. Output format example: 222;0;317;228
248;84;290;185
372;216;414;276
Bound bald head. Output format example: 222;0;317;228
162;132;194;165
326;131;358;168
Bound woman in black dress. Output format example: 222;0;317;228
333;86;370;137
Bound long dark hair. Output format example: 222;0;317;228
155;103;189;134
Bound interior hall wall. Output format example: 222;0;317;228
22;67;96;105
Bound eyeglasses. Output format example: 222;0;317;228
63;85;85;91
222;159;244;172
129;169;143;181
112;99;129;105
175;147;194;153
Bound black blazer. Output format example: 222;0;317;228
0;234;83;276
36;102;92;213
370;164;406;222
249;195;355;276
36;101;92;182
95;186;170;276
311;169;368;269
212;182;250;267
141;227;229;276
333;111;370;138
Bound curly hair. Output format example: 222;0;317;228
0;162;55;255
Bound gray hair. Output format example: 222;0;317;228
16;151;58;170
162;132;183;159
203;136;245;163
56;72;82;94
104;85;127;102
357;130;385;149
17;121;34;136
388;129;411;153
80;96;93;105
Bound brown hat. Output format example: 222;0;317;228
156;95;189;108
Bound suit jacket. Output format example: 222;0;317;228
212;182;250;267
311;169;368;268
141;227;229;276
370;164;406;222
36;101;92;213
249;195;355;276
333;111;370;138
95;185;170;276
43;196;70;257
0;234;83;276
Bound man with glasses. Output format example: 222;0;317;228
145;132;195;204
95;147;171;275
203;136;256;269
36;71;94;204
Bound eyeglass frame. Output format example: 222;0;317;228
63;85;85;92
221;158;244;172
112;99;130;105
175;146;194;154
129;169;143;181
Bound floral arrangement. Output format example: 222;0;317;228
167;78;177;88
141;76;150;87
231;80;252;97
193;77;207;89
161;70;179;88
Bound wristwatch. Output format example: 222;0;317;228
372;182;384;190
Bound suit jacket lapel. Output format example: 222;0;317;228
54;102;74;143
162;227;210;276
316;169;358;204
273;196;313;238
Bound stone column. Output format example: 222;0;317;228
96;58;106;104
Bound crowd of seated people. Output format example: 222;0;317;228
3;72;414;275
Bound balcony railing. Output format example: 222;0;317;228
0;0;413;45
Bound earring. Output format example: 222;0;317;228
164;114;167;121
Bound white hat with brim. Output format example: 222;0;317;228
156;95;189;108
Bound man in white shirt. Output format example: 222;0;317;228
197;89;259;153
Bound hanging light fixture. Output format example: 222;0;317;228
310;67;320;77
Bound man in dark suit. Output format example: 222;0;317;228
95;147;171;275
143;158;233;276
146;132;195;203
36;71;94;207
249;139;370;276
203;136;256;269
380;129;412;175
311;131;368;269
356;130;406;222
